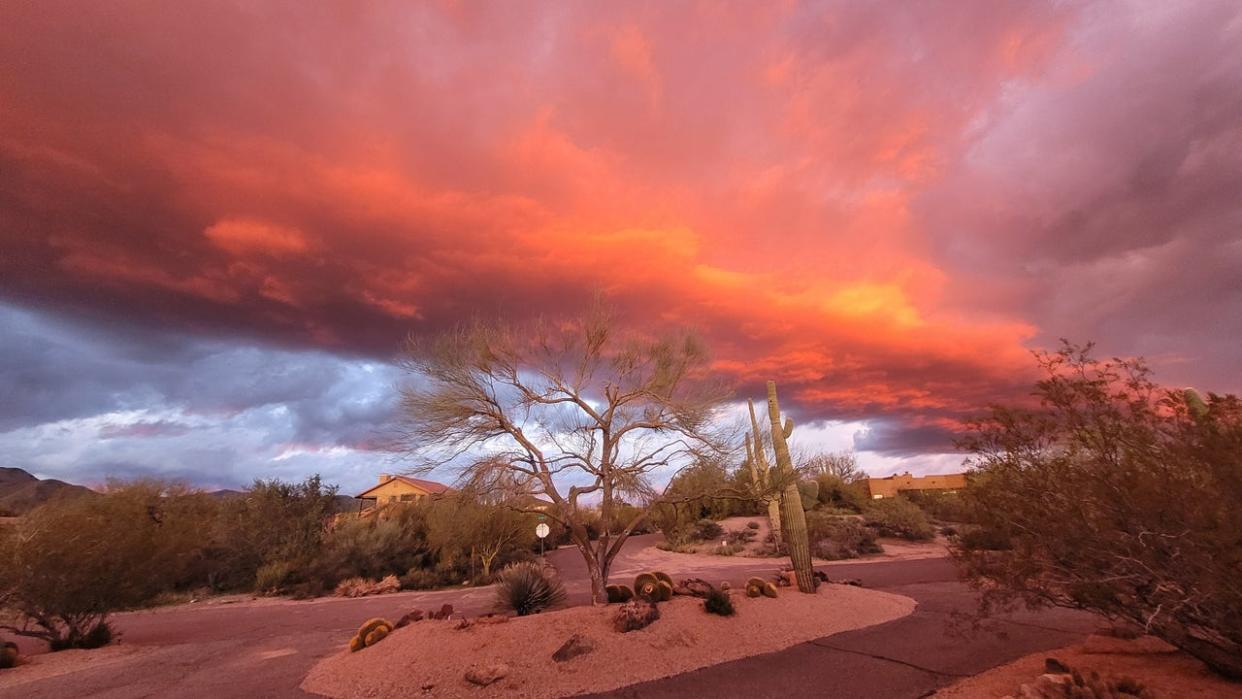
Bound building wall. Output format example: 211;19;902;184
364;479;431;506
866;472;969;499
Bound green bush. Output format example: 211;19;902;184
864;497;934;540
955;343;1242;678
495;562;567;616
692;519;724;541
903;491;972;523
0;482;209;650
813;474;869;512
805;512;883;559
703;589;735;616
399;567;444;590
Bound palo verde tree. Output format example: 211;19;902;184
397;306;731;603
955;342;1242;679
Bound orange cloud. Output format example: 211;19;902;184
205;218;309;256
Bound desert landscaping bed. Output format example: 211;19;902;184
934;633;1242;699
303;583;916;698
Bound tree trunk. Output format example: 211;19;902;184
582;547;609;605
1153;619;1242;680
766;497;783;546
766;381;816;593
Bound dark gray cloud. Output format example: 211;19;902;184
0;302;402;491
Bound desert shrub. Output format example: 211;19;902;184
864;497;934;540
334;575;401;598
955;342;1242;679
713;542;744;556
813;473;868;512
903;490;971;523
426;497;536;579
207;475;339;592
956;526;1011;551
0;482;210;650
692;518;724;541
398;567;443;590
50;620;112;651
313;503;433;585
254;560;297;593
805;511;883;559
703;589;735;616
725;529;756;545
746;521;760;530
494;562;567;616
0;641;18;668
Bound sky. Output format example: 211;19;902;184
2;1;1240;494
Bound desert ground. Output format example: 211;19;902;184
0;532;1106;699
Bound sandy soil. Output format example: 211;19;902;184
302;583;916;698
623;516;947;580
0;643;152;687
933;633;1242;699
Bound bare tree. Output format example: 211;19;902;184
396;306;732;603
803;451;862;482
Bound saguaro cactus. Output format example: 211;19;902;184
766;381;816;593
743;400;782;546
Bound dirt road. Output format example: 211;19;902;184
0;537;1097;698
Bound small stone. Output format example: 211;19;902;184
552;633;596;662
465;663;509;686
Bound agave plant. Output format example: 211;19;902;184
495;561;568;616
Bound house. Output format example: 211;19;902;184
864;471;968;499
355;473;450;509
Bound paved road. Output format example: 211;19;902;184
1;537;1097;698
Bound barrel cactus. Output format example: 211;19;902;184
357;617;393;639
656;580;674;602
606;584;635;603
348;634;365;653
634;572;660;601
654;571;673;587
364;625;389;647
761;581;778;598
745;583;762;597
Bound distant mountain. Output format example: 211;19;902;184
0;468;360;516
0;467;97;515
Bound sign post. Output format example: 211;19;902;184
535;522;550;558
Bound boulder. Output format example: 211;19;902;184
673;578;715;598
552;633;596;662
464;663;510;686
395;610;425;628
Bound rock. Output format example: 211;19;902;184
612;600;660;633
552;633;596;662
674;578;714;598
1044;657;1071;674
464;663;509;686
430;604;454;620
395;610;425;628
